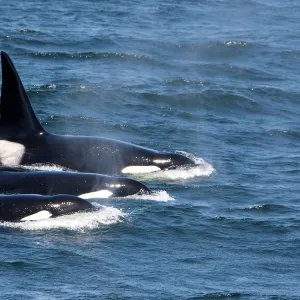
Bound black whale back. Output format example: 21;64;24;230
0;194;94;221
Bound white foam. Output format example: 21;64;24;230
0;205;125;232
175;150;203;164
124;190;175;202
121;152;214;181
20;163;73;172
159;163;215;180
224;41;247;47
130;154;215;183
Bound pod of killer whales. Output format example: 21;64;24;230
0;51;196;222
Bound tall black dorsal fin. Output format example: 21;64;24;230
0;51;45;134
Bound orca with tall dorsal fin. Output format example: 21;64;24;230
0;194;94;221
0;51;195;175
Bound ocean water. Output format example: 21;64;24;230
1;1;300;299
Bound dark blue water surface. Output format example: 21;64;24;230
1;1;300;299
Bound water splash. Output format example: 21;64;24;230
130;152;215;183
0;205;125;232
223;40;248;47
148;164;213;181
21;164;75;172
125;190;175;202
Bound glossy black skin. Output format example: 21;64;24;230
0;170;150;196
0;51;195;175
0;194;94;221
11;133;194;175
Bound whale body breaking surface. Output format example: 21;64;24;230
0;51;196;175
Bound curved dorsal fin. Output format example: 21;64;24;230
0;51;45;134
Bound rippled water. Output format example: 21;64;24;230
1;1;300;299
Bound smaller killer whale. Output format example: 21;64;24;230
0;169;150;198
0;194;94;221
0;51;195;175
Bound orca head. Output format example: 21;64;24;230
104;177;151;197
78;176;151;199
121;152;195;174
48;194;94;217
0;194;94;222
152;152;195;169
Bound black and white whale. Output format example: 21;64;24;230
0;194;94;221
0;51;195;175
0;169;150;198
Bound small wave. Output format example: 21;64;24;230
0;261;27;267
177;40;250;52
39;84;57;89
175;40;252;62
0;205;125;232
30;51;153;62
280;49;300;57
166;78;205;87
245;204;287;212
132;163;214;183
189;292;242;299
223;40;248;47
18;29;38;34
268;129;300;138
124;190;175;202
138;89;261;114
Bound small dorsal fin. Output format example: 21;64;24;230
0;51;45;134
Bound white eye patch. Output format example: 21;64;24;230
21;210;52;221
121;165;161;174
79;190;114;199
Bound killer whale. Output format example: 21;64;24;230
0;194;94;221
0;169;150;198
0;51;195;175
